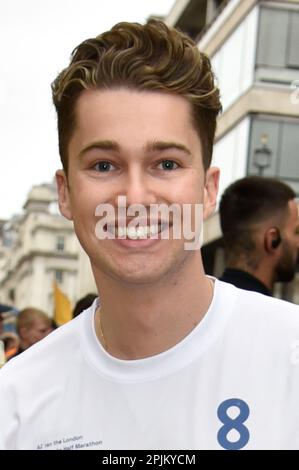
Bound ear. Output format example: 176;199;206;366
264;227;282;254
55;170;73;221
203;166;220;220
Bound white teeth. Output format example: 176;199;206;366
115;224;160;239
150;224;159;235
118;226;126;237
127;227;138;239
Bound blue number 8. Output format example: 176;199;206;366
217;398;250;450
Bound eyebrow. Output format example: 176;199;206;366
79;140;120;157
146;140;192;156
78;139;192;158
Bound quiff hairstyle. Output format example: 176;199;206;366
52;20;222;173
220;176;296;261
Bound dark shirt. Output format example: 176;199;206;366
219;268;272;296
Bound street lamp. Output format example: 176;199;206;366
253;134;272;176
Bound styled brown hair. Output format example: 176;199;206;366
52;19;222;173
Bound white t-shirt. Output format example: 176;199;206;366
1;279;299;450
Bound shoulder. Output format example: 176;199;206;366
216;279;299;332
0;309;89;386
214;280;299;379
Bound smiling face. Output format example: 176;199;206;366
56;88;219;285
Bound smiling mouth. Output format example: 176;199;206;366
104;223;170;239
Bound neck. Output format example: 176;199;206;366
228;258;275;291
93;251;214;360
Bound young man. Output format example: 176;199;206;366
219;176;299;296
0;20;299;451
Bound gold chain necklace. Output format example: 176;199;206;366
208;277;214;297
97;278;214;352
97;308;108;351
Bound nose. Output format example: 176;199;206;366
114;165;158;208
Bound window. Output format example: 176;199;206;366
9;289;15;302
248;116;299;195
257;8;288;68
287;13;299;68
56;236;65;252
278;122;299;178
55;269;63;284
256;8;299;71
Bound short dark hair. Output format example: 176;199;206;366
73;293;97;318
219;176;296;259
52;19;221;173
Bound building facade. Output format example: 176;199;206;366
0;183;96;317
165;0;299;301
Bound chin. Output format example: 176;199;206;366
92;244;189;284
115;265;169;285
276;266;296;283
109;259;180;285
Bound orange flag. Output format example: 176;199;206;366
53;281;72;325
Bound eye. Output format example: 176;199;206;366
157;160;179;171
93;161;116;172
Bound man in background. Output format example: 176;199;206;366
219;176;299;295
11;307;53;358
